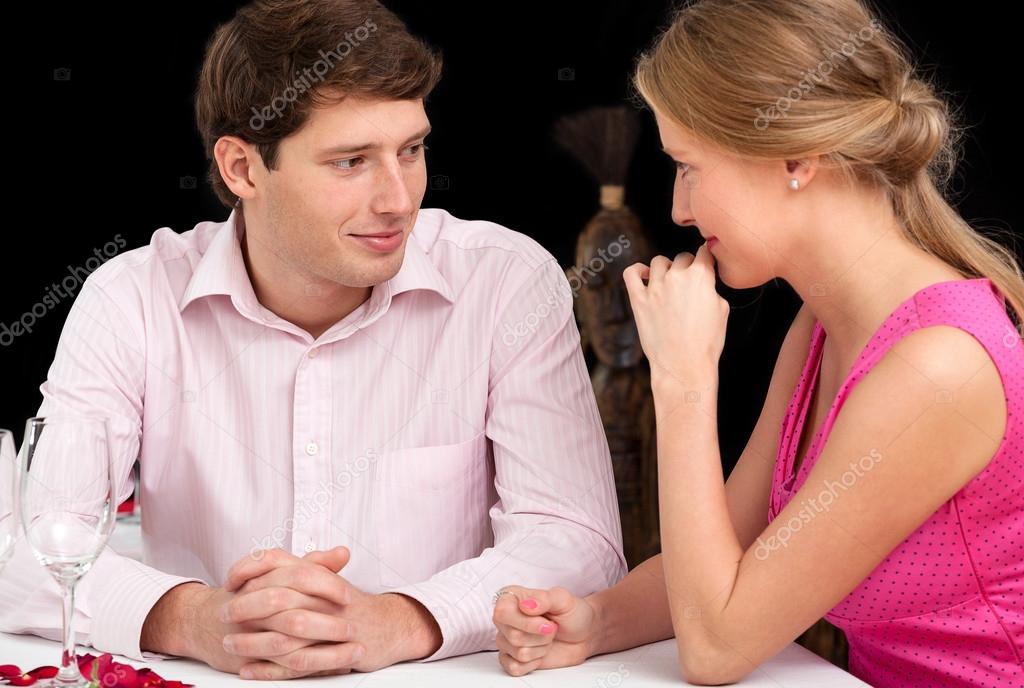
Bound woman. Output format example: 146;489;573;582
492;0;1024;685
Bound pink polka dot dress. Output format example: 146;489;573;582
767;278;1024;687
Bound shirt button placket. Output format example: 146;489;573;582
291;343;334;557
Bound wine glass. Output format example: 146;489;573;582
0;428;17;570
18;415;116;687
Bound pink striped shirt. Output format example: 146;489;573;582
0;208;627;662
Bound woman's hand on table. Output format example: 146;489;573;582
492;585;601;676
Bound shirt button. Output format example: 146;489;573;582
304;541;315;553
305;442;318;456
308;348;319;358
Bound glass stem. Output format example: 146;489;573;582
56;574;84;683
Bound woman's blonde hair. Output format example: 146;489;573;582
633;0;1023;333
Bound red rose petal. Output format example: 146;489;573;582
0;655;191;688
26;667;58;679
96;653;116;675
0;666;22;679
105;663;139;688
135;667;160;688
78;659;94;676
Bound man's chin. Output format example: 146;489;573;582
337;246;406;288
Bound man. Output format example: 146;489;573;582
0;0;626;680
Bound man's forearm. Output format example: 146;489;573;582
587;553;675;657
386;592;443;660
141;581;209;657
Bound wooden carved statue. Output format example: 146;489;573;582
556;107;661;569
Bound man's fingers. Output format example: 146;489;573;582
301;546;350;573
221;630;318;658
226;544;350;593
222;586;343;624
239;642;365;678
227;547;350;593
261;608;356;642
229;565;351;608
225;548;300;592
241;665;351;681
225;606;355;646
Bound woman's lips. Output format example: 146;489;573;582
349;232;403;253
706;236;718;248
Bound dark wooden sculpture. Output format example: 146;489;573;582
571;202;660;569
555;107;660;569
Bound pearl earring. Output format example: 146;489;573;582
789;178;800;190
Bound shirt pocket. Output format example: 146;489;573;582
373;431;491;587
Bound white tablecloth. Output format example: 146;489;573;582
0;632;868;687
0;518;868;686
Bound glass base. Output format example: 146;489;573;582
34;676;93;688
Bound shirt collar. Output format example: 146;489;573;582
178;209;258;315
179;209;454;314
388;214;455;303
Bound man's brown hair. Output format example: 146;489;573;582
195;0;443;210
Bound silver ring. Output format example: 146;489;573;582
492;589;519;606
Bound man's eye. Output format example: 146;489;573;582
332;144;428;170
332;157;364;170
675;161;690;175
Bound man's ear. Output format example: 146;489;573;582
215;135;260;203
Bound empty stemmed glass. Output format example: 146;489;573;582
18;415;116;687
0;428;17;570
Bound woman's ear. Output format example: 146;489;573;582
784;156;820;190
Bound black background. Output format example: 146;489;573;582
5;1;1020;474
